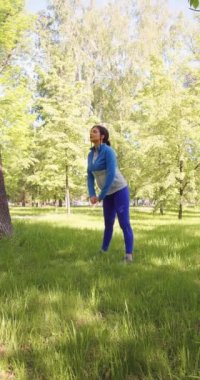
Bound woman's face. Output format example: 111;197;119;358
90;127;103;145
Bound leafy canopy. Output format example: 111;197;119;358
189;0;200;9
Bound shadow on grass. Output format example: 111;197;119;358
10;205;200;220
0;217;199;379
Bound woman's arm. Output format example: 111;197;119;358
87;168;96;198
98;148;116;201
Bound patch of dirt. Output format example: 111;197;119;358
0;370;15;380
0;344;7;357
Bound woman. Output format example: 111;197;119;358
87;125;134;263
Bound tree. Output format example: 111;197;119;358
0;0;29;73
1;68;35;205
0;0;30;236
0;152;12;237
29;2;92;212
133;54;200;218
2;0;199;219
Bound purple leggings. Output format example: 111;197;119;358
102;186;134;254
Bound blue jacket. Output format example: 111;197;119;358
87;144;116;201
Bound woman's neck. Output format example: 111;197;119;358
94;142;101;150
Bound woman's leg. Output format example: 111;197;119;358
114;187;134;256
101;194;116;251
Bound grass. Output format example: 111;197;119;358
0;206;199;380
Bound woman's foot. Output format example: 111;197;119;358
123;254;133;263
98;248;107;254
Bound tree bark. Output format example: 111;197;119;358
178;159;183;220
178;188;183;220
159;186;164;215
21;190;26;207
65;165;70;214
0;153;13;237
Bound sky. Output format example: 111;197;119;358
25;0;194;17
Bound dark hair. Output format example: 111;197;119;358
92;125;111;146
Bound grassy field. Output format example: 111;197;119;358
0;206;199;380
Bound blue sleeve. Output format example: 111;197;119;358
87;157;96;197
98;148;116;201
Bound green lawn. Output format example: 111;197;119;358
0;207;199;380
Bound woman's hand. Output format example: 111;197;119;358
90;196;99;204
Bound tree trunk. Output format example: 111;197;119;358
21;191;26;207
178;159;183;220
178;188;183;220
0;153;13;237
58;199;62;207
65;165;70;214
159;186;164;215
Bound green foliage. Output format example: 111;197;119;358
1;0;199;217
0;0;31;69
0;0;34;206
0;66;35;200
29;7;92;204
133;54;200;213
189;0;200;9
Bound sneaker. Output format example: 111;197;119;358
96;249;108;256
121;256;133;264
91;249;107;261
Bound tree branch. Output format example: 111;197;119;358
183;181;189;191
175;176;182;183
194;163;200;170
0;53;12;74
